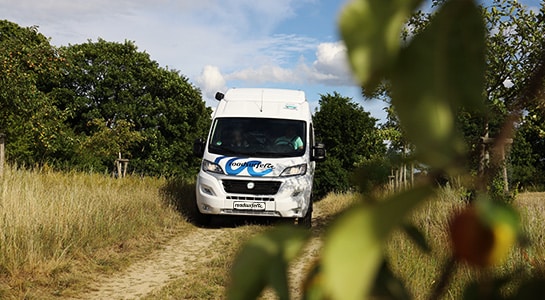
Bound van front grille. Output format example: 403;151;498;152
227;196;275;201
222;180;281;195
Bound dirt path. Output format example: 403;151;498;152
78;215;324;300
82;228;224;299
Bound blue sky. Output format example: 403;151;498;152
1;0;542;124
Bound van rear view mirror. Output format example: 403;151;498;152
312;143;326;162
193;138;205;157
215;92;225;101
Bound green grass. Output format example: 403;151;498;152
0;165;189;299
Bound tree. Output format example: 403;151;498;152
509;110;545;189
368;0;545;190
312;157;351;199
78;118;144;171
0;20;68;165
379;104;418;190
473;0;545;191
313;92;385;197
53;39;211;176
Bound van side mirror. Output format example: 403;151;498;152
311;143;326;162
193;138;205;157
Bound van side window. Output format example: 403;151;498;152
310;123;315;148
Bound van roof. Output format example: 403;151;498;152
214;88;310;120
223;88;306;103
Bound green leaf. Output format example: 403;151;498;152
339;0;422;95
390;0;486;169
322;186;434;300
227;226;310;300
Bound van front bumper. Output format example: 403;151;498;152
196;172;311;218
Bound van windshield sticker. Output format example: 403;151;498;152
214;156;274;176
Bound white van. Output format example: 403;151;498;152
193;88;325;227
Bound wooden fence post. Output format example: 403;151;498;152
114;152;129;178
0;133;5;178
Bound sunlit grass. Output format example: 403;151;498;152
1;167;542;300
144;187;545;300
0;165;188;298
385;187;545;299
513;192;545;273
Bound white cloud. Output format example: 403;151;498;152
1;0;311;79
197;65;227;100
212;40;354;87
225;65;298;84
310;41;353;85
1;0;155;26
2;0;306;42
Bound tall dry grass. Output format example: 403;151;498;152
385;187;545;299
140;188;545;300
384;186;464;299
0;165;187;298
513;192;545;272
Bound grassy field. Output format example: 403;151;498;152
0;165;190;299
0;165;358;299
1;166;543;299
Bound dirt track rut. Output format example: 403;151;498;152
79;219;322;300
83;228;224;299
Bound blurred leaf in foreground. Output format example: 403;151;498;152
449;195;520;267
227;226;310;300
322;186;434;299
339;0;422;95
390;0;486;170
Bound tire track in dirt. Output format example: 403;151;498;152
82;227;224;300
259;209;327;299
288;236;322;297
79;213;326;300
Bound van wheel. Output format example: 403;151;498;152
296;201;313;228
195;211;212;227
193;204;212;227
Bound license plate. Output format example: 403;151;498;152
233;201;266;210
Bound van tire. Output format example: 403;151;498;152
296;201;313;228
193;204;212;227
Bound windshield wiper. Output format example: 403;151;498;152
212;146;259;157
247;151;275;157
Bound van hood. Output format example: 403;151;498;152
209;155;306;177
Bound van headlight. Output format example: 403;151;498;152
202;159;224;174
280;163;307;177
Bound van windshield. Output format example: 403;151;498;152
208;118;306;158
